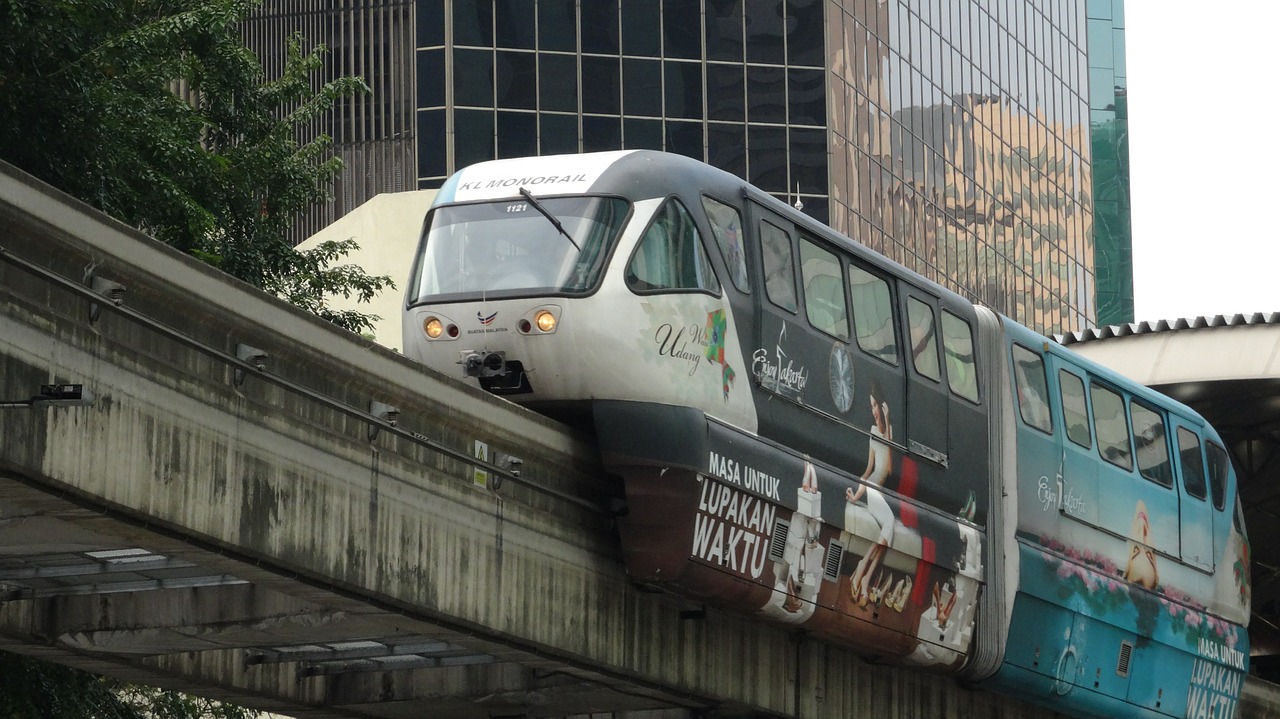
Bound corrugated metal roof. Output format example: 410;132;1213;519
1057;312;1280;346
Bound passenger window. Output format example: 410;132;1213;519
701;196;750;292
849;265;898;364
1090;383;1132;471
941;310;978;402
626;198;720;293
1206;441;1230;511
1059;370;1091;448
1012;344;1052;434
800;239;849;339
1177;427;1207;500
760;220;797;311
906;297;941;381
1131;401;1172;487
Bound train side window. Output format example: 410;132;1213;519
1090;383;1132;471
799;238;849;339
941;310;978;402
701;195;750;292
1131;401;1172;487
906;297;941;381
1012;344;1052;434
760;220;797;311
1176;427;1207;500
849;265;898;364
1206;441;1229;510
849;266;901;360
625;198;721;294
1059;370;1091;448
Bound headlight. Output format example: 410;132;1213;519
423;317;444;338
535;310;557;333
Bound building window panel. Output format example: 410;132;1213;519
417;48;445;108
745;0;786;64
787;67;826;126
790;127;827;196
496;51;537;110
666;119;704;159
624;58;664;117
453;48;494;107
746;65;786;124
538;0;577;52
540;112;579;154
453;1;491;47
748;124;788;192
539;53;578;112
582;2;620;54
663;0;701;59
417;109;446;178
455;109;496;167
665;61;704;120
622;0;661;55
625;117;665;150
495;0;535;49
706;0;744;62
706;63;745;122
708;122;747;178
786;0;825;66
583;115;621;152
497;111;537;158
417;0;445;46
581;56;621;115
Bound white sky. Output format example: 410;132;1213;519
1125;1;1280;323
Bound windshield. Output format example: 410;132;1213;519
409;195;630;303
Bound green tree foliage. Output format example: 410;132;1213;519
0;0;393;334
0;650;255;719
0;0;389;710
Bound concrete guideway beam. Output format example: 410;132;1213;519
0;160;1082;717
0;159;755;715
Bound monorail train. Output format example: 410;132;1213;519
402;150;1252;719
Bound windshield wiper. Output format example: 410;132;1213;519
519;187;580;251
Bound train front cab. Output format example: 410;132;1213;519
983;322;1250;719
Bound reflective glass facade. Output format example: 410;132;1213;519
415;0;1112;334
824;1;1095;333
1087;0;1133;326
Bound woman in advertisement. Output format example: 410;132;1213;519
846;380;895;607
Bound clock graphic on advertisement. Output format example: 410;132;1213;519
829;343;854;414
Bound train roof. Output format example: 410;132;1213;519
434;150;974;312
1002;317;1220;434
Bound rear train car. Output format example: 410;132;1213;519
987;320;1251;718
402;150;1250;719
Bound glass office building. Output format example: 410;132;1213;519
1086;1;1133;326
249;0;1130;335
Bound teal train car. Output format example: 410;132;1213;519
403;150;1251;719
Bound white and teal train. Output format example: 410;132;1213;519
403;150;1251;719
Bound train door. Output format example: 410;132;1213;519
846;260;909;470
938;299;987;520
897;286;949;467
1169;419;1214;571
743;201;827;454
1046;356;1099;527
